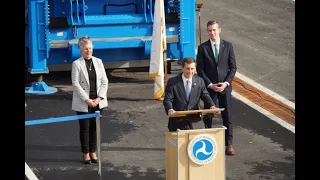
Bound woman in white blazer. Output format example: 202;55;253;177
71;35;108;164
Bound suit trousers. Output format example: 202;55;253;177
168;119;193;131
76;105;100;153
203;90;233;146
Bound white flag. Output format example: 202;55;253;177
149;0;166;100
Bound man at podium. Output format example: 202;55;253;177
163;57;220;131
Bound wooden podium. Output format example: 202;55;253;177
165;109;226;180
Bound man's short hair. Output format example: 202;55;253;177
182;57;196;67
207;20;220;28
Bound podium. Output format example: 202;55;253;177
165;109;226;180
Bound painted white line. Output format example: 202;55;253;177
231;91;295;133
25;162;40;180
235;72;295;110
30;166;164;173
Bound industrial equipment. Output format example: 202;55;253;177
25;0;199;94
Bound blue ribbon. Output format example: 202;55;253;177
25;113;101;126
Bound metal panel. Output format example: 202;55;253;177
26;0;50;74
25;0;197;73
179;0;197;64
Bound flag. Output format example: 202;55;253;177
149;0;166;100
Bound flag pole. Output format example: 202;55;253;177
149;0;166;101
161;0;167;100
164;53;168;88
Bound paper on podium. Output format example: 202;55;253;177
171;108;225;117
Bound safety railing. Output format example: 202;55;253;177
25;111;103;180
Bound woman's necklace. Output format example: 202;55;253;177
86;61;93;71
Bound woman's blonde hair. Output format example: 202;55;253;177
78;35;92;48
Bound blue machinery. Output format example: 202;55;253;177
25;0;201;94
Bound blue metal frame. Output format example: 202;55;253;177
25;0;197;94
26;0;50;74
25;81;58;95
179;0;196;64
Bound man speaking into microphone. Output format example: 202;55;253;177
163;57;221;131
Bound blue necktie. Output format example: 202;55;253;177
186;80;191;100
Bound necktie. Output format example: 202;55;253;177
186;80;191;101
214;44;219;62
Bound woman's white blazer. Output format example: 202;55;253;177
71;56;108;112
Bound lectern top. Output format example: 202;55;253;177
171;108;225;117
165;126;227;136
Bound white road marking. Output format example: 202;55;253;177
30;165;164;174
25;162;40;180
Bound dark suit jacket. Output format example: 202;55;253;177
163;74;215;130
196;39;237;93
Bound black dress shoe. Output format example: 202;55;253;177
90;153;98;163
83;153;91;164
83;159;91;164
91;158;98;163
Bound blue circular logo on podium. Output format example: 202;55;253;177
187;134;217;165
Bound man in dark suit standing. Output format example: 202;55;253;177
163;57;220;131
196;20;237;156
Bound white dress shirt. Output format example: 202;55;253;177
182;74;192;90
208;38;230;87
210;39;220;58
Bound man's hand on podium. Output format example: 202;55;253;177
210;106;221;114
168;109;176;117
